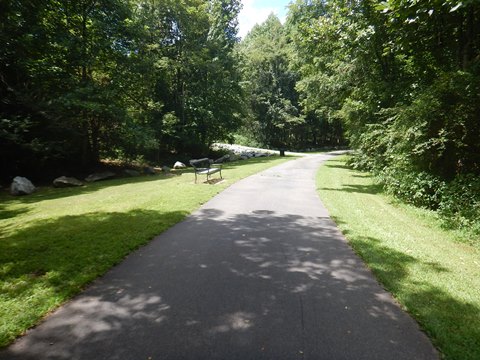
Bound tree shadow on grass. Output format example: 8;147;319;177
319;161;383;195
0;204;30;220
0;209;188;348
323;162;352;170
333;222;480;360
320;183;383;195
1;209;444;360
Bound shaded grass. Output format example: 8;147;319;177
317;156;480;360
0;155;292;347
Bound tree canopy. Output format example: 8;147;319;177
2;0;480;233
285;0;480;232
1;0;243;179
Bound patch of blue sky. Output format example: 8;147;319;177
238;0;292;39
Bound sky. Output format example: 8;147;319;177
238;0;292;39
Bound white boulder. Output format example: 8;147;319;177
173;161;186;169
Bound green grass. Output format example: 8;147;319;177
317;156;480;360
0;156;293;347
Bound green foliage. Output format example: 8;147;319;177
381;71;480;179
381;169;446;209
238;12;346;150
289;0;480;235
0;0;245;181
232;133;263;148
439;174;480;236
238;15;301;148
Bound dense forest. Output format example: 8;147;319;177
1;0;479;232
1;0;245;179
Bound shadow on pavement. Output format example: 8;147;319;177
1;208;441;360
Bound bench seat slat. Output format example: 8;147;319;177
197;168;220;175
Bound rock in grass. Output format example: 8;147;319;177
162;166;171;173
214;155;230;164
124;169;140;177
85;171;115;182
143;166;156;175
10;176;36;195
53;176;83;187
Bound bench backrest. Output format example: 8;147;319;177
189;158;212;169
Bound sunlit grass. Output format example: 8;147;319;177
317;156;480;360
0;156;292;347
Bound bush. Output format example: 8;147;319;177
233;133;264;148
377;167;480;237
379;168;446;209
438;174;480;235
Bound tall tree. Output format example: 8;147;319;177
0;0;139;175
239;14;304;149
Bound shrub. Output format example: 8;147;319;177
379;168;446;209
438;174;480;235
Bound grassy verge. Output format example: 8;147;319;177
0;156;293;347
317;156;480;360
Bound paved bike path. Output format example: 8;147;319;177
1;153;438;359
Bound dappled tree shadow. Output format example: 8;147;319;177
0;209;188;348
345;234;479;359
323;163;351;170
318;161;383;195
1;209;441;360
319;183;383;195
0;204;30;220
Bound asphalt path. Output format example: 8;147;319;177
1;152;439;360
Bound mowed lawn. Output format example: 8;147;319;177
317;156;480;360
0;156;292;348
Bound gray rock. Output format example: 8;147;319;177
85;171;115;182
10;176;35;195
162;166;171;173
143;166;156;175
214;155;230;164
124;169;140;177
173;161;186;169
53;176;83;188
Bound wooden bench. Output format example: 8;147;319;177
189;158;222;183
